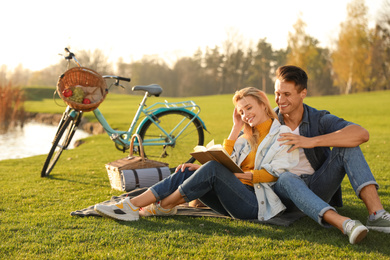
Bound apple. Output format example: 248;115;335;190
62;89;73;97
82;98;91;104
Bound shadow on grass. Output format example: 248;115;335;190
42;174;108;188
104;214;390;256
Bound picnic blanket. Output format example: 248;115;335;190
71;188;305;226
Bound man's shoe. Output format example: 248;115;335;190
366;211;390;233
140;202;177;217
94;197;139;221
343;220;368;244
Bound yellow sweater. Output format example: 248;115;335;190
223;118;278;186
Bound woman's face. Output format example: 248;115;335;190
236;96;269;127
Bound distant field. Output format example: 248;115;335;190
0;88;389;259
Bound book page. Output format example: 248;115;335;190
191;140;243;173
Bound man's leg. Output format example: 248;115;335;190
308;147;380;210
274;172;335;226
308;146;390;233
274;172;369;244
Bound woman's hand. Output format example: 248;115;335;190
227;108;245;140
234;171;253;181
175;163;201;173
232;107;244;129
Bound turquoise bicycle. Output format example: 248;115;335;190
41;48;207;177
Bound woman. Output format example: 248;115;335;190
94;87;299;221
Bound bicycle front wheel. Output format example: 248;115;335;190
41;113;81;177
138;110;205;166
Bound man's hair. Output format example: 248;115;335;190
275;65;308;93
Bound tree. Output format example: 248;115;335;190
332;0;371;94
77;49;113;75
172;57;203;97
204;46;223;94
248;38;274;93
9;64;31;87
0;65;8;86
370;0;390;90
28;63;63;87
287;17;334;95
221;29;250;94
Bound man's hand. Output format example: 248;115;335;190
234;171;253;181
278;133;317;152
175;163;201;173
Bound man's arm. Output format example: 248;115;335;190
279;124;369;152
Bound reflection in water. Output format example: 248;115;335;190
0;122;90;160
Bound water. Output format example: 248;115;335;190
0;122;91;161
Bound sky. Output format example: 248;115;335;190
0;0;384;72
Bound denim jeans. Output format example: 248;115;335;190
274;146;378;226
149;161;258;219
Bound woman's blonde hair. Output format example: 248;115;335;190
232;87;278;149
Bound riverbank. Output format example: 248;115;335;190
24;112;105;135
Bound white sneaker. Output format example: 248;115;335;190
343;220;368;244
94;197;139;221
140;202;177;217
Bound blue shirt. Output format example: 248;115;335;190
275;104;353;207
276;103;353;171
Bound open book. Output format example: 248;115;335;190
190;140;243;173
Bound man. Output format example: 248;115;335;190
273;65;389;244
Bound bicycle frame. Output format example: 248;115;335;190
41;48;207;177
91;91;207;150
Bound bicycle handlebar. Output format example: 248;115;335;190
63;47;81;67
61;48;131;83
103;75;131;82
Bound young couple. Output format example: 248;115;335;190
94;65;390;244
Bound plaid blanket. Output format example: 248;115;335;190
71;188;305;226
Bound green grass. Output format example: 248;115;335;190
1;88;390;259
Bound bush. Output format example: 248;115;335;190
0;82;25;133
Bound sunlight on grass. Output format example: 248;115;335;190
1;89;390;258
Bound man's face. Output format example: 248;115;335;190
274;79;306;115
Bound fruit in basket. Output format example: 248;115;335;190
84;86;103;103
68;87;85;103
62;89;73;97
82;98;91;104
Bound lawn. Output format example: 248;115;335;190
0;87;389;259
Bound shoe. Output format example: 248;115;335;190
139;202;177;217
366;211;390;233
94;197;139;221
343;220;368;244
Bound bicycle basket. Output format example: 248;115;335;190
57;67;108;112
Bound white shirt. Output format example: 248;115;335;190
289;126;315;176
231;119;299;220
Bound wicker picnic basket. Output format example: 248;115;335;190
57;67;108;112
105;134;170;191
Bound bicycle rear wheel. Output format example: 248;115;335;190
41;112;82;177
138;110;204;167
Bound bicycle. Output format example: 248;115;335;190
41;48;207;177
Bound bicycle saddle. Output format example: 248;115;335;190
132;84;162;96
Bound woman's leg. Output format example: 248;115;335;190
95;161;258;220
176;161;258;219
131;168;196;208
94;167;196;220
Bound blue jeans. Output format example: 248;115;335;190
274;147;378;226
149;161;258;219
